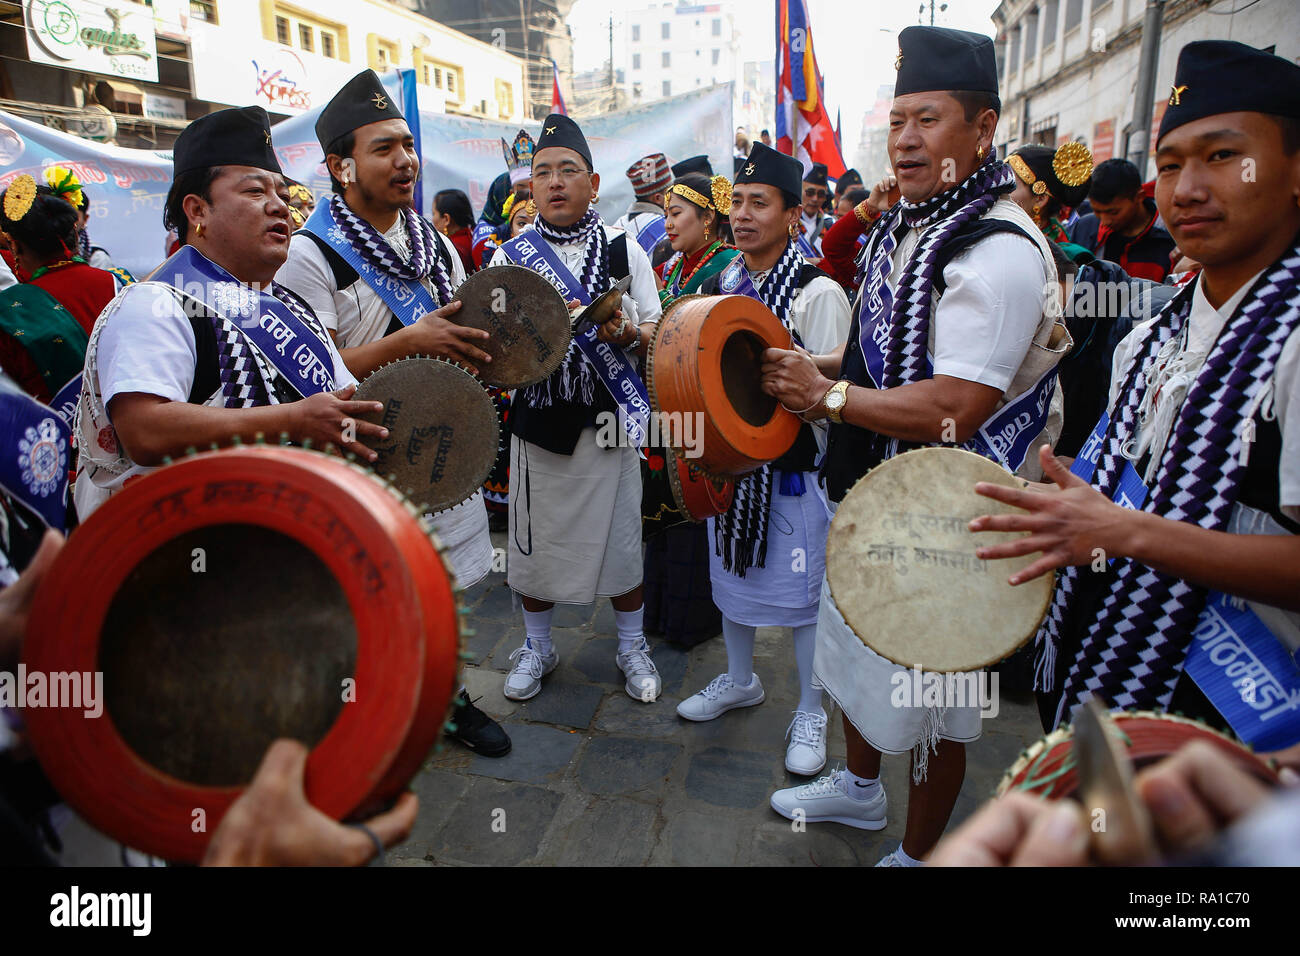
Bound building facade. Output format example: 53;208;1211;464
618;2;739;105
0;0;526;148
992;0;1300;173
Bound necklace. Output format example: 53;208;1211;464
673;240;728;291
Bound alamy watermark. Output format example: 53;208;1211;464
889;666;1000;719
593;410;705;458
0;666;103;718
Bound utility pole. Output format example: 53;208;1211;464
1127;0;1167;178
609;16;616;109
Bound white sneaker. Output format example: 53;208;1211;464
676;673;765;721
784;709;828;776
769;768;887;830
616;641;661;702
875;849;915;867
503;642;558;701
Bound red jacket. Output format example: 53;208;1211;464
29;261;117;335
820;210;874;290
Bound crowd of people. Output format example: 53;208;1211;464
0;26;1297;868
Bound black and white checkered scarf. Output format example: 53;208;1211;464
713;236;806;575
1040;237;1300;727
209;285;335;407
326;193;453;304
523;208;609;407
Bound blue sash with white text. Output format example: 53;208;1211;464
1070;412;1300;749
0;380;70;530
853;253;1058;473
635;214;667;256
302;202;439;326
50;373;82;428
163;245;336;398
498;232;652;445
796;230;817;259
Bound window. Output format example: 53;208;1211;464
662;80;671;96
368;33;398;72
661;22;670;39
1065;0;1083;30
495;79;513;117
298;24;313;52
1009;26;1020;73
632;24;640;41
446;71;457;94
633;53;640;70
190;0;218;23
376;46;389;70
1043;0;1058;48
321;31;336;58
1024;8;1039;62
275;15;289;44
712;18;721;36
421;59;462;99
662;51;670;67
263;4;348;61
711;48;719;65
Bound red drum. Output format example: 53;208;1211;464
21;445;461;862
648;294;800;477
997;710;1280;799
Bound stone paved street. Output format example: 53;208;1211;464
393;533;1046;867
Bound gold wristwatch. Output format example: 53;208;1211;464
821;380;850;423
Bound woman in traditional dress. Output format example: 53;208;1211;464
641;173;742;649
1007;143;1094;264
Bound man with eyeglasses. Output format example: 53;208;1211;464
485;114;665;706
798;162;834;258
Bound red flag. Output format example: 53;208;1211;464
776;0;845;177
551;60;567;116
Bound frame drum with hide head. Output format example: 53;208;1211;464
21;445;461;863
451;265;572;388
826;447;1054;673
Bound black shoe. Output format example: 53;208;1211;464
487;511;508;533
447;693;512;757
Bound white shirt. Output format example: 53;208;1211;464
275;221;467;348
486;223;663;328
0;255;15;290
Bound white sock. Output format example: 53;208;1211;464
722;616;756;686
841;769;881;802
792;623;824;713
523;608;554;656
614;605;644;654
893;844;924;867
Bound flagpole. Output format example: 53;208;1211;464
774;0;781;154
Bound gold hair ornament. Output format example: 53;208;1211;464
3;174;38;221
1008;154;1048;196
1052;141;1094;189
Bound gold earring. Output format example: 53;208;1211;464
788;222;798;239
703;223;711;242
194;222;203;238
976;145;987;161
591;192;599;205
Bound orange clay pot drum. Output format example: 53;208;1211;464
648;294;800;477
826;447;1054;673
21;445;460;863
997;711;1279;798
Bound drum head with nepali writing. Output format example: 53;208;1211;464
826;447;1053;673
451;265;571;388
355;357;499;514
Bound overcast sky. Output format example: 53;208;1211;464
569;0;1001;129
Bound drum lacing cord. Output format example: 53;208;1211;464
512;441;534;556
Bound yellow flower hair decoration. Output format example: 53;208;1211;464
502;192;518;219
710;175;733;216
43;165;85;209
3;174;38;222
287;183;314;206
1052;141;1094;189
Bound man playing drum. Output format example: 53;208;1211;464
674;144;850;777
971;41;1300;754
485;115;665;704
276;69;509;757
761;26;1067;866
73;107;384;519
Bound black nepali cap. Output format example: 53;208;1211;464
835;168;863;192
734;142;802;199
1158;40;1300;145
894;26;1000;113
534;113;592;169
804;162;828;187
315;69;406;150
173;106;281;178
671;154;713;178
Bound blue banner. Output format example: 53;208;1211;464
498;232;651;445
